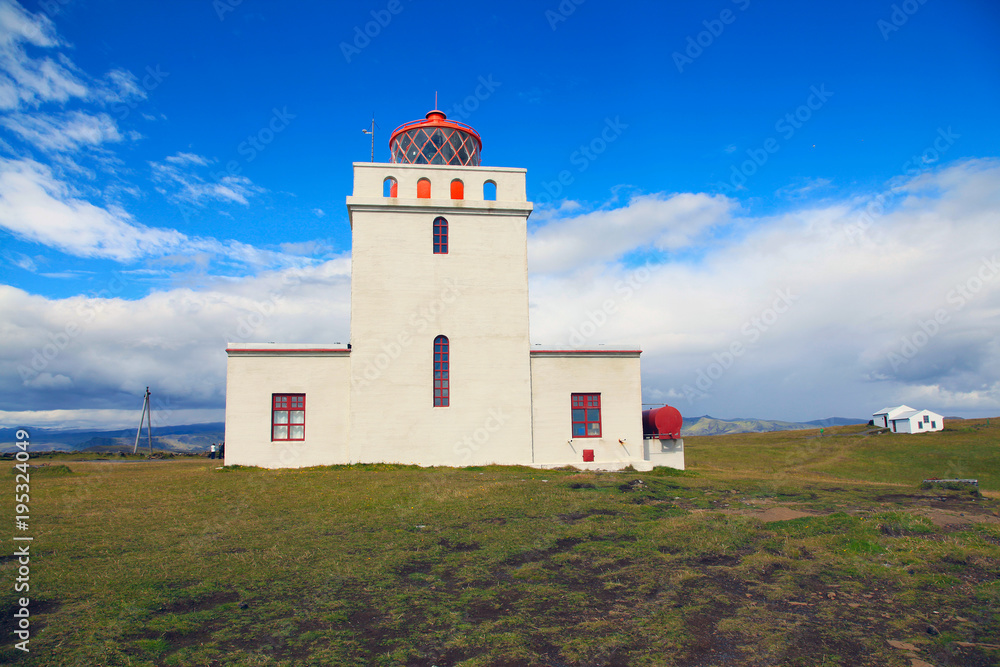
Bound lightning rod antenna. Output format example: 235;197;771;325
361;113;379;162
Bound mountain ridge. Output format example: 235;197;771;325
2;417;870;452
681;415;867;436
0;423;225;453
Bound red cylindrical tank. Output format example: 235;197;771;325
642;405;683;439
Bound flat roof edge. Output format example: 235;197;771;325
530;349;641;357
227;343;350;356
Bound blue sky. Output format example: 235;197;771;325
1;0;999;428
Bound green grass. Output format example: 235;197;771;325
686;418;1000;489
2;421;999;665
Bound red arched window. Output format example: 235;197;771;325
433;217;448;254
450;179;464;199
417;178;431;199
434;335;449;407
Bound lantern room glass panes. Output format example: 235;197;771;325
392;126;481;166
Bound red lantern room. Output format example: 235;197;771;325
389;110;482;166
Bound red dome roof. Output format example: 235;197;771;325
389;110;482;166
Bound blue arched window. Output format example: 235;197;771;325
433;217;448;254
434;335;449;407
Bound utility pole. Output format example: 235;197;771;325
132;387;153;454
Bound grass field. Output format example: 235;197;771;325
2;419;999;666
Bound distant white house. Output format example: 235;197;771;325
873;406;944;433
872;405;914;428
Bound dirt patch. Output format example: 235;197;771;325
157;590;238;614
702;505;822;522
557;508;619;523
698;553;741;566
438;538;480;552
478;517;507;526
758;507;817;522
914;508;1000;527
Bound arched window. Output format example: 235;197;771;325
433;335;449;407
483;180;497;201
417;177;431;199
383;177;397;198
433;217;448;254
450;178;464;200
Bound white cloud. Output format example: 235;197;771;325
529;192;734;273
1;110;124;152
526;158;1000;420
23;371;71;389
3;249;35;271
98;68;146;106
165;152;210;166
278;240;333;256
2;158;998;428
151;152;265;207
0;408;224;430
0;157;305;267
0;0;89;110
0;157;189;260
0;260;351;423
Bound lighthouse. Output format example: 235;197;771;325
347;109;534;465
223;108;682;471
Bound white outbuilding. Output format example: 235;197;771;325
888;409;944;434
874;406;944;433
223;109;683;471
872;405;915;428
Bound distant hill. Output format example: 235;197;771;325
2;417;869;451
0;423;225;454
802;417;870;427
681;415;867;436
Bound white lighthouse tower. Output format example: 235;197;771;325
224;108;682;471
347;110;534;465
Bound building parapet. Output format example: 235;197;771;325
530;346;641;358
351;161;528;202
226;343;350;357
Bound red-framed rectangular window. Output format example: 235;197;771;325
434;335;449;407
433;217;448;254
272;394;305;441
571;393;601;437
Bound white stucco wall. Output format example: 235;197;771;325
351;161;527;202
529;350;646;469
224;345;351;468
895;410;944;434
644;438;685;470
347;162;535;466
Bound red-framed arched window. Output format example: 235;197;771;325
417;177;431;199
434;335;449;407
433;217;448;254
